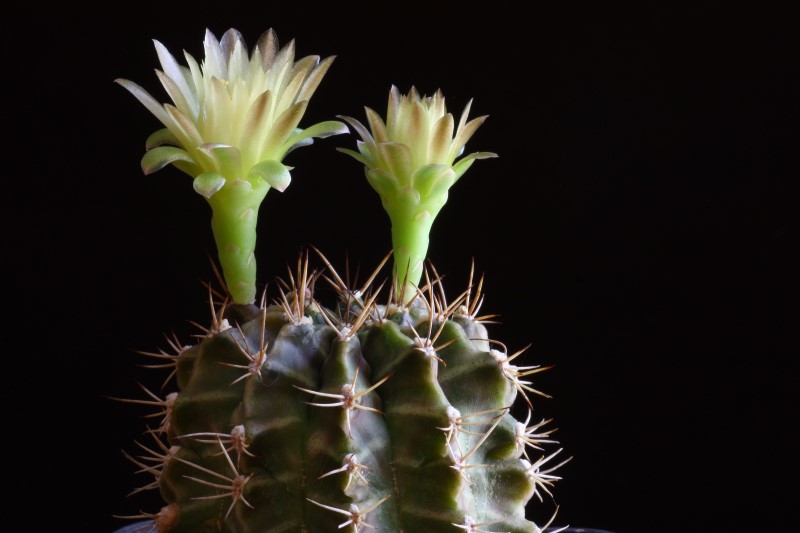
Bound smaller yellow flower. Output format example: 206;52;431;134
341;86;496;300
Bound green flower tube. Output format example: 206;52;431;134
118;28;348;303
340;86;496;302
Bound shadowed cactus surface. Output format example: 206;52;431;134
123;257;566;533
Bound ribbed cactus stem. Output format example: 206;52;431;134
121;257;566;532
207;178;269;304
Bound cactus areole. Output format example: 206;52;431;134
117;28;567;533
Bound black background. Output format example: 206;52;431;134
11;4;796;532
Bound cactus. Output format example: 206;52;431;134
116;27;567;533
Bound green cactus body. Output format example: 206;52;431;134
132;265;561;533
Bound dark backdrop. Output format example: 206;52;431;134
11;4;795;532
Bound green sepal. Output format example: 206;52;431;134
249;160;292;192
281;120;349;154
453;151;498;180
141;146;197;175
337;147;371;166
192;171;226;198
411;164;454;199
145;128;180;150
199;143;243;178
366;168;401;201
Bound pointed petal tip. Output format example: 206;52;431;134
337;115;363;128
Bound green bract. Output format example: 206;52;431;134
340;86;496;301
118;28;347;304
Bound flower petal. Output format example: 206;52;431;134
386;85;401;131
183;51;203;107
261;101;308;159
205;76;233;140
153;40;195;112
428;113;454;165
377;142;413;184
226;35;249;83
338;115;375;145
407;101;430;163
155;69;193;117
164;104;204;149
270;39;296;93
115;79;170;126
365;107;389;144
221;28;247;59
256;28;278;70
241;90;273;162
277;55;317;111
199;143;243;178
431;89;446;119
457;98;473;132
449;115;488;162
296;56;335;102
203;29;226;79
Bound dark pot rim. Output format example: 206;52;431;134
113;521;614;533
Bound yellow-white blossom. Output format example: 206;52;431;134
118;28;347;304
340;86;495;299
118;27;346;194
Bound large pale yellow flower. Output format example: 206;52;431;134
118;28;347;304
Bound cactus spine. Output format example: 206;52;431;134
117;27;567;533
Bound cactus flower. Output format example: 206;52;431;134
118;28;347;304
340;86;496;301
